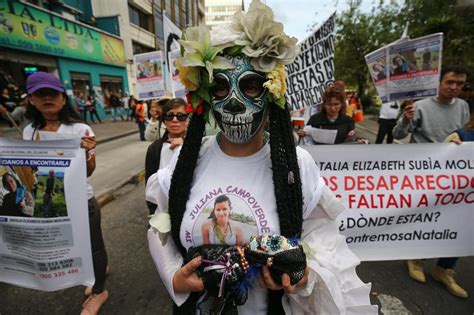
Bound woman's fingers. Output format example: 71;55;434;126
182;256;202;276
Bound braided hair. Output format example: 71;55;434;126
168;101;302;314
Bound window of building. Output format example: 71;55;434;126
129;5;153;32
132;42;155;55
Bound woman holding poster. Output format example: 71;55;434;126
23;72;109;315
298;86;356;144
146;1;376;314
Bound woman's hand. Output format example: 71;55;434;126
258;266;309;294
81;129;96;153
169;137;184;149
172;256;205;292
297;130;306;137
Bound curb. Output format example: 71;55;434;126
355;123;404;144
96;130;139;145
96;169;146;208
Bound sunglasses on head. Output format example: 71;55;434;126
163;112;188;121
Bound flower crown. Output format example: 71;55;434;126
176;0;299;117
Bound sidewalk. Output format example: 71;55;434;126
356;114;410;144
0;119;138;144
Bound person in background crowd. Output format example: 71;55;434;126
24;72;109;314
393;65;470;298
1;87;15;113
127;95;136;121
144;98;188;214
86;95;102;124
109;92;124;122
75;92;88;123
0;92;31;130
122;92;130;118
375;101;399;144
135;99;147;141
144;94;172;142
298;86;356;144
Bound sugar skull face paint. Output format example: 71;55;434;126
211;54;269;144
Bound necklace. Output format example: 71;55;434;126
216;131;270;149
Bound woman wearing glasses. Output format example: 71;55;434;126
298;86;356;144
145;98;188;214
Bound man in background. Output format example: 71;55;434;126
393;65;470;298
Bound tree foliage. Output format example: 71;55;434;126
311;0;474;99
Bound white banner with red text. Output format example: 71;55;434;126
0;138;94;291
302;143;474;261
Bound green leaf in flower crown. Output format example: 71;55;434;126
196;85;211;103
275;96;286;110
267;93;286;110
225;45;244;56
190;92;201;109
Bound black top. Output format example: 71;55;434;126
145;135;168;214
307;112;355;144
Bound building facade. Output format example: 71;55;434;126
0;0;128;118
204;0;243;26
91;0;204;97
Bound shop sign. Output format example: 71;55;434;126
0;0;125;66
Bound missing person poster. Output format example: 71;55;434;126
0;138;94;291
302;143;474;261
286;13;335;112
168;49;187;100
365;33;443;102
134;51;166;100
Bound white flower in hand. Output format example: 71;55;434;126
149;212;171;245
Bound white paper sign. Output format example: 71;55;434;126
0;138;94;291
302;143;474;261
303;126;337;144
365;33;443;102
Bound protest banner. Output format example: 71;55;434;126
365;33;443;102
133;51;165;100
168;49;187;99
302;143;474;261
0;138;94;291
163;14;182;95
286;13;335;112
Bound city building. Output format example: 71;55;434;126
0;0;128;118
204;0;243;26
92;0;204;97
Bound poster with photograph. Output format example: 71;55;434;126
0;138;94;291
168;49;187;100
366;33;443;102
134;51;165;100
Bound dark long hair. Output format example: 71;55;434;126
168;101;302;314
25;93;82;129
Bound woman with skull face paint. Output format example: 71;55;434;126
146;1;376;314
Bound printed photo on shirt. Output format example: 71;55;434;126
193;194;258;246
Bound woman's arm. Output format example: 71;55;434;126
81;130;96;177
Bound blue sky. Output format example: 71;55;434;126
242;0;384;43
